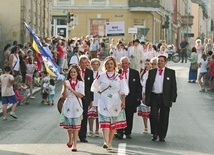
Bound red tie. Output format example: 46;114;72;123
123;70;128;79
159;69;163;75
81;70;85;79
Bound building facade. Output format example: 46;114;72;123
191;0;209;45
0;0;52;49
52;0;174;45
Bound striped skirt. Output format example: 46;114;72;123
59;110;82;130
98;109;127;130
137;105;150;118
88;106;98;118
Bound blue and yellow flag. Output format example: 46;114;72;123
24;22;64;80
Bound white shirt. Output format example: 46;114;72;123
200;60;208;73
122;68;129;84
49;85;55;95
0;74;15;96
12;54;20;71
26;64;36;76
152;68;165;94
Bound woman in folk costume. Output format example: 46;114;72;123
115;44;128;63
88;58;102;137
91;56;129;150
138;60;151;134
59;66;84;152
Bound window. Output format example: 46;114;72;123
57;19;67;25
90;19;109;37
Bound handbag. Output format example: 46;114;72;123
57;97;65;114
190;63;198;70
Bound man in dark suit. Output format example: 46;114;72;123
145;55;177;142
115;57;142;139
78;55;94;142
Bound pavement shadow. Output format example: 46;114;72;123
0;150;30;155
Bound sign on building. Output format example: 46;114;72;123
128;28;137;34
106;22;125;36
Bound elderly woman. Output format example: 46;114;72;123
195;39;203;63
91;56;129;150
158;45;168;58
88;58;102;137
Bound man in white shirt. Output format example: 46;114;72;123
129;39;143;72
145;55;177;142
115;57;142;139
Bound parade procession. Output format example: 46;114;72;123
0;0;214;155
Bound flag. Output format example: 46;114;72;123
32;40;40;54
24;22;64;80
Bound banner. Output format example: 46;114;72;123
106;22;125;36
24;22;64;80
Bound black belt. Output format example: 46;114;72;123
152;93;163;96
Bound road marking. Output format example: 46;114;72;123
118;143;126;155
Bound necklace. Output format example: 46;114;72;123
106;72;115;79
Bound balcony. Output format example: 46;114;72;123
181;15;194;27
129;0;161;11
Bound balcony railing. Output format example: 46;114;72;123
128;0;160;8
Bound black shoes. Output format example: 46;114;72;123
80;138;88;143
152;135;158;141
152;135;165;142
126;135;132;139
159;139;165;142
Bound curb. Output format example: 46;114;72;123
0;80;62;117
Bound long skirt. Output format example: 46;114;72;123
98;110;127;130
189;68;198;81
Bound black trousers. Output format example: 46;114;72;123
117;107;134;136
79;99;88;140
150;93;170;139
181;49;187;62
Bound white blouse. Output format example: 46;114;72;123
62;80;85;118
91;72;129;117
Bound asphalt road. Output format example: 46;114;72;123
0;61;214;155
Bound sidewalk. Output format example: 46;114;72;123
0;87;41;116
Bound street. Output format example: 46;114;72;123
0;61;214;155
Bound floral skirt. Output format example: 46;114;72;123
98;109;127;130
88;106;98;118
137;105;150;118
59;110;82;130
